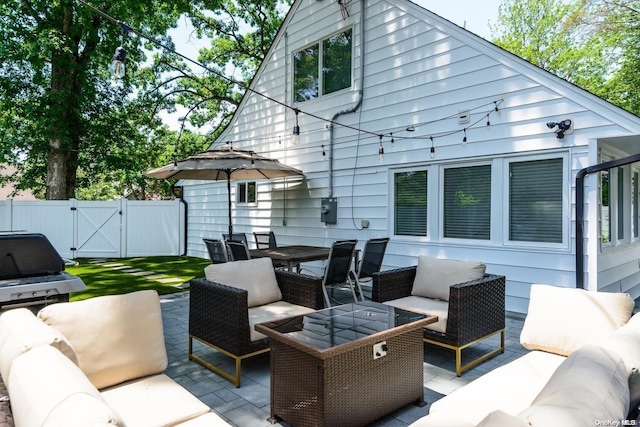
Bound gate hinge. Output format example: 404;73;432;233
119;210;123;215
70;207;77;211
70;247;76;251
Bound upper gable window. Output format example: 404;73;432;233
293;29;352;103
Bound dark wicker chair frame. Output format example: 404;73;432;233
202;238;228;264
188;269;324;387
253;231;277;249
371;266;506;376
225;239;251;261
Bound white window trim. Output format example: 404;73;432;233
235;181;257;206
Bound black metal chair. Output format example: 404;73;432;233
222;233;247;245
226;239;251;261
320;239;358;307
253;231;277;249
354;237;390;299
203;238;228;264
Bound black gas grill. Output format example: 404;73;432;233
0;232;86;309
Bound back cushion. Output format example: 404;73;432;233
411;256;486;301
520;284;634;356
37;290;168;389
8;345;124;427
517;345;629;427
205;257;282;307
0;308;76;387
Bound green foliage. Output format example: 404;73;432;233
491;0;640;116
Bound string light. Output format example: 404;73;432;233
462;128;467;146
322;144;326;158
430;136;435;159
292;109;300;145
378;135;384;162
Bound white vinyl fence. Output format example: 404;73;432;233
0;199;185;259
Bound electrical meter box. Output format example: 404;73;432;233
320;197;337;224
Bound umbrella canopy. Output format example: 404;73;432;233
144;144;304;235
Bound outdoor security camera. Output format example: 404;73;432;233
546;122;557;129
546;119;573;139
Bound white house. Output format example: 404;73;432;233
180;0;640;313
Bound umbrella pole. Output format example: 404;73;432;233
227;176;233;236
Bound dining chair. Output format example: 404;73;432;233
354;237;390;299
222;233;248;245
320;239;359;307
226;239;251;261
253;231;277;249
203;238;228;264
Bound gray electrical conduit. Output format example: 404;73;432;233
328;0;366;198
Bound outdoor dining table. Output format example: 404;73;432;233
249;245;359;272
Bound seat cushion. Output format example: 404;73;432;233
249;301;316;341
411;256;485;301
429;351;565;425
100;374;211;427
597;312;640;375
383;296;448;333
8;345;124;427
0;307;77;387
38;290;168;389
518;345;629;427
205;257;282;307
520;284;634;356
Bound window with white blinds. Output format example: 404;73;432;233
509;158;563;243
443;165;491;240
394;170;427;236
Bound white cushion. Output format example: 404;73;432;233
0;308;77;387
100;374;211;427
248;301;316;341
476;410;530;427
518;345;629;427
429;351;565;425
520;284;634;356
38;290;168;389
205;257;282;307
411;256;486;301
8;345;124;427
598;320;640;374
384;296;448;333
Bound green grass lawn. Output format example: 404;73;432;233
66;256;210;301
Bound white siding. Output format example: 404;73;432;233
182;0;640;312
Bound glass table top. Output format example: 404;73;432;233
260;301;430;350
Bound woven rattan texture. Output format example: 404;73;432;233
0;376;13;427
371;267;506;347
189;269;324;357
270;328;424;426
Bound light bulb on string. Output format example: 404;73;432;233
378;135;384;162
292;109;300;145
322;144;326;159
462;128;467;146
109;22;131;79
430;136;435;159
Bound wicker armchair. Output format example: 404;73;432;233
371;266;506;376
188;269;323;387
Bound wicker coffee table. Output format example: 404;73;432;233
255;301;437;426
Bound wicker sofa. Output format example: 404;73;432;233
411;284;640;427
371;256;506;375
0;290;229;427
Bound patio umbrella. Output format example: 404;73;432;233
144;144;304;236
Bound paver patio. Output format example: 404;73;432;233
159;292;528;427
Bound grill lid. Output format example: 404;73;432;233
0;232;66;280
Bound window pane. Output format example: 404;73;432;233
237;183;247;203
633;171;638;239
602;170;610;244
394;171;427;236
444;166;491;240
509;158;563;243
247;182;256;204
322;29;352;95
293;44;319;102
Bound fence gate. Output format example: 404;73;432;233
73;201;122;258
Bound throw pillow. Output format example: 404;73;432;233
411;255;486;301
520;284;634;356
517;345;629;427
204;257;282;307
0;307;77;387
37;290;168;390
